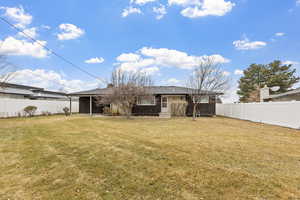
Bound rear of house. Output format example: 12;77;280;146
71;86;219;117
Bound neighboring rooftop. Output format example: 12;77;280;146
0;82;68;99
0;82;43;90
268;87;300;99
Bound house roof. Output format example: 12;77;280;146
70;86;223;96
268;87;300;99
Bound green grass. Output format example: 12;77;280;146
0;115;300;199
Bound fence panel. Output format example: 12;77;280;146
216;102;300;129
0;98;79;118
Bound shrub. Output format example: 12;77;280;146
41;111;51;116
171;103;187;117
103;107;111;115
24;106;37;117
63;107;70;116
110;104;121;116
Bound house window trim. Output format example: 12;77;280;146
137;96;156;106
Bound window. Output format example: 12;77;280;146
193;95;209;103
161;97;168;108
137;96;156;105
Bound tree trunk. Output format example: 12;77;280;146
192;103;196;121
125;107;130;119
126;105;132;119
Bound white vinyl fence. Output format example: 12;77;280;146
216;102;300;129
0;98;79;118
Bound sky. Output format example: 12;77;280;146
0;0;300;102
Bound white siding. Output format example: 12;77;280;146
216;102;300;129
0;98;79;118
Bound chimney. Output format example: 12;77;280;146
260;85;269;102
107;83;114;88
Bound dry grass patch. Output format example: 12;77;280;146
0;115;300;199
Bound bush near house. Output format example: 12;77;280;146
63;107;70;116
23;106;37;117
41;111;52;116
103;106;113;115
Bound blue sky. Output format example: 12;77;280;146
0;0;300;102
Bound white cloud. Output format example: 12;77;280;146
0;6;32;28
116;47;230;74
169;0;235;18
122;7;142;17
41;25;51;30
165;78;181;85
139;47;230;69
153;4;167;20
223;71;230;76
283;60;299;66
8;69;101;93
297;0;300;6
221;83;239;103
0;36;48;58
234;69;243;75
85;57;105;64
117;53;141;62
57;23;85;40
119;58;156;72
130;0;157;5
123;0;234;19
168;0;201;6
233;37;267;50
17;27;38;38
140;66;160;75
275;32;285;37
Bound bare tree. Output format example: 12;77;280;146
96;69;153;118
0;55;17;88
187;57;230;120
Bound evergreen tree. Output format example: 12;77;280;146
237;60;300;102
265;61;299;93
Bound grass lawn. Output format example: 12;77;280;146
1;116;300;200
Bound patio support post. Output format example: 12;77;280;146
90;96;92;116
69;97;72;115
